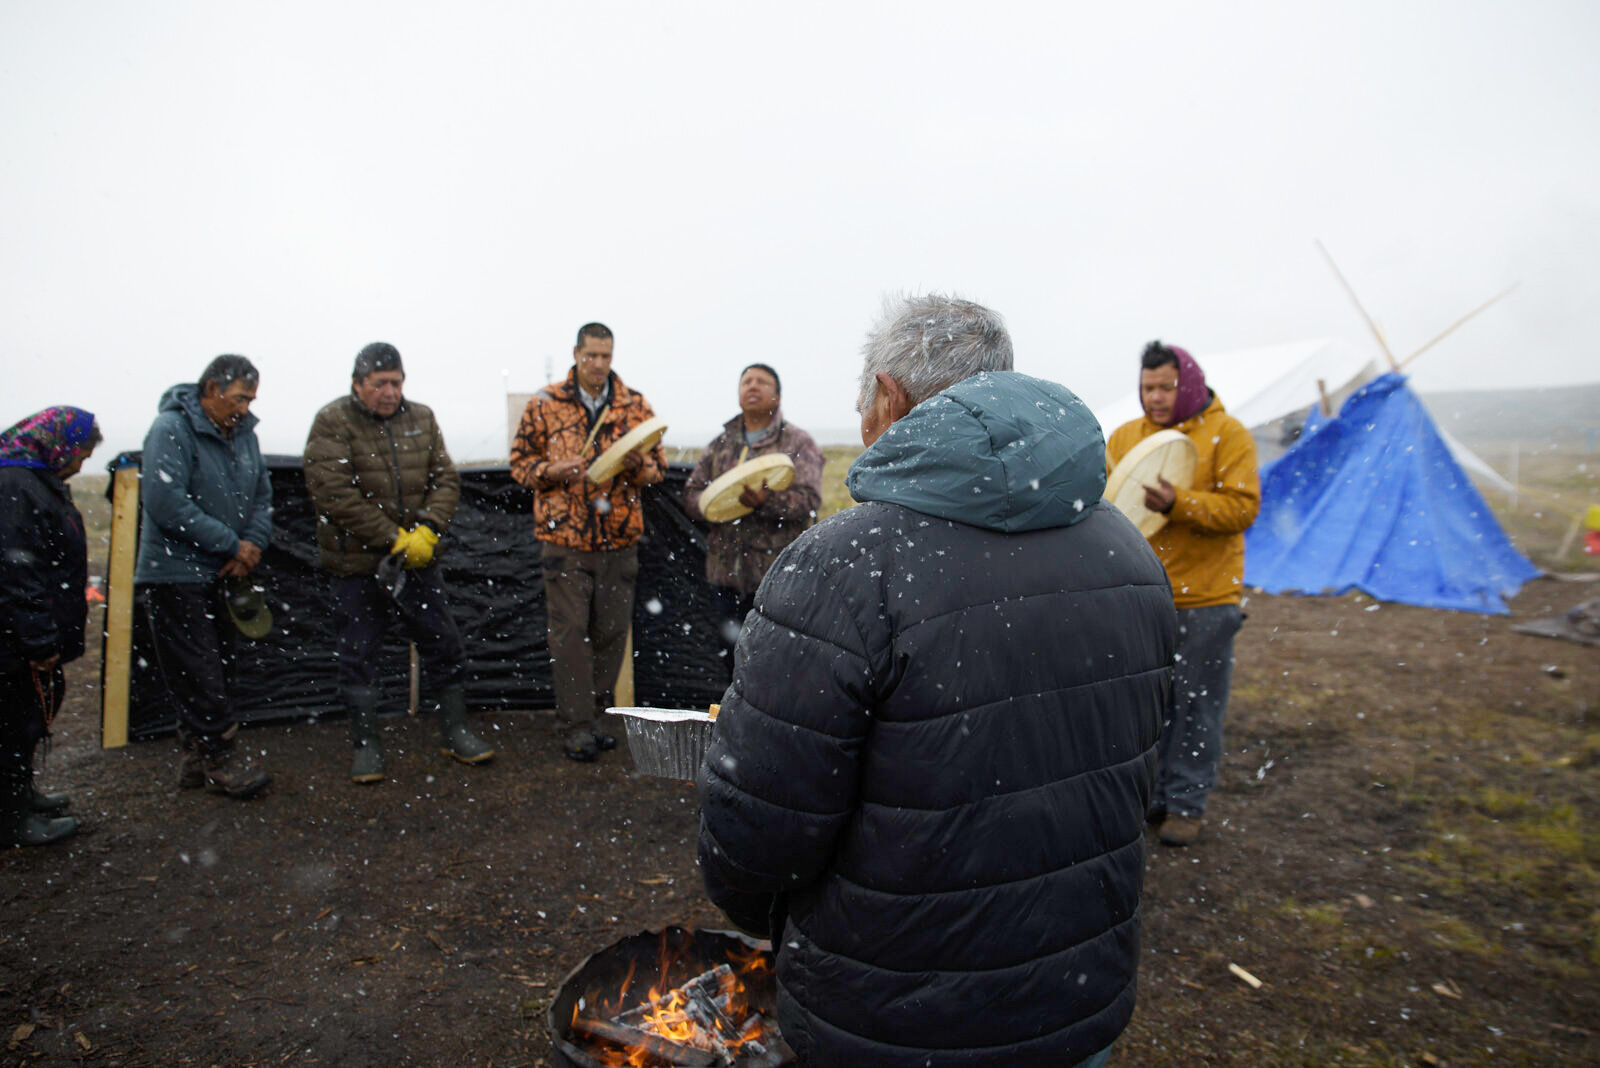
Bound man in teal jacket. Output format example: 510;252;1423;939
135;355;273;799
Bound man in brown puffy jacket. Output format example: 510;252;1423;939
510;323;666;762
303;342;494;784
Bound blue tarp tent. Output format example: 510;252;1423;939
1245;372;1540;614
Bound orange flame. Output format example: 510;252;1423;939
571;935;775;1065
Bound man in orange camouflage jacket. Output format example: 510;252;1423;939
510;323;667;762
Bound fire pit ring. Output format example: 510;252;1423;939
548;926;795;1068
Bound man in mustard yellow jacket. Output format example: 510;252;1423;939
1107;341;1259;847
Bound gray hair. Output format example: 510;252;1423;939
856;294;1014;411
198;354;259;397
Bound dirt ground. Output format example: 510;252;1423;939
3;577;1597;1067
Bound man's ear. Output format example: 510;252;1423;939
876;372;914;425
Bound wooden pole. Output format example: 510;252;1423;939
1316;378;1333;417
1315;240;1399;371
1508;441;1520;511
408;644;420;715
614;628;635;707
1396;283;1520;371
1555;511;1584;561
101;467;140;748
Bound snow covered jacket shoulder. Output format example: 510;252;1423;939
0;467;88;670
698;371;1177;1067
302;394;460;577
133;385;272;586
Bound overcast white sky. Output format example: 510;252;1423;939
3;1;1596;460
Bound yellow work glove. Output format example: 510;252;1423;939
390;527;412;556
402;524;438;570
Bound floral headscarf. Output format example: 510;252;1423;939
0;407;100;473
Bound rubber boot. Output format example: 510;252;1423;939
349;697;384;784
437;687;494;765
1;765;78;848
23;749;69;813
30;786;70;814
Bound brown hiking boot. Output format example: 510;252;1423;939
201;745;272;800
178;724;238;790
1158;814;1204;847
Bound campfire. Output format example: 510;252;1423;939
549;927;795;1068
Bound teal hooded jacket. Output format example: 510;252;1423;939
134;384;273;585
846;370;1107;532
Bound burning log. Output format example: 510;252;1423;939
549;927;794;1068
569;1016;718;1067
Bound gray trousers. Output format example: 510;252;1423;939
1156;604;1243;819
540;544;638;732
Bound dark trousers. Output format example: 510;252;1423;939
144;582;239;746
331;565;465;706
1155;604;1244;818
540;543;638;730
0;665;59;774
711;586;756;688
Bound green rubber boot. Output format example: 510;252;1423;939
2;765;78;848
23;749;69;813
349;697;384;785
438;686;494;765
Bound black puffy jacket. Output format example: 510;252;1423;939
698;372;1177;1067
0;467;88;671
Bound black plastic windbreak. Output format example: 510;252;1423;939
105;454;733;740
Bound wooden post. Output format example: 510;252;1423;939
614;628;635;707
1316;378;1333;417
101;467;140;748
1508;441;1520;510
408;644;420;714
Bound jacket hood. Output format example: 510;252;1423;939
846;371;1106;532
159;383;259;438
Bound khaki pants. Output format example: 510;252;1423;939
540;544;638;732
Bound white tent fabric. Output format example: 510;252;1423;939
1087;338;1513;492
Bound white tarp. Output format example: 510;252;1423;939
1088;338;1513;493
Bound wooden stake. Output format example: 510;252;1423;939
1316;378;1333;417
101;467;140;748
408;644;420;715
1316;240;1399;371
614;627;635;706
1555;511;1584;560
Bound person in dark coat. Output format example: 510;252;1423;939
697;295;1178;1068
135;355;274;799
0;406;101;847
302;342;492;784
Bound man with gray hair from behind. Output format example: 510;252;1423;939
698;293;1178;1067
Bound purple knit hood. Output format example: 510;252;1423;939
1156;345;1211;425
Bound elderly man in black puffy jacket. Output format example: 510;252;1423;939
697;294;1178;1068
